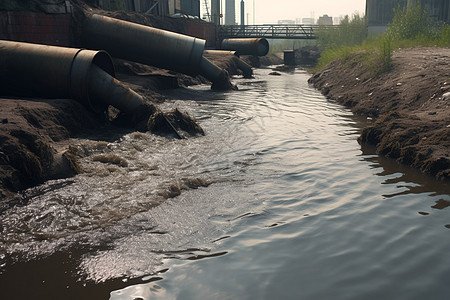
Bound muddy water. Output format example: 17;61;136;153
1;68;450;299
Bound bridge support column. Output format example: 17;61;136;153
284;50;296;66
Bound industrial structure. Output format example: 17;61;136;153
317;14;333;26
175;0;200;17
366;0;450;33
210;0;220;24
83;0;201;17
225;0;236;25
218;24;324;40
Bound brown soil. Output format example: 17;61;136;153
309;47;450;180
0;98;102;206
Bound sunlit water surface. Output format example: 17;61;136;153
1;68;449;300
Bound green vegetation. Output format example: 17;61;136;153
316;14;367;50
314;4;450;74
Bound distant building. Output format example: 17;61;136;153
225;0;236;25
366;0;450;34
301;17;315;25
278;19;295;25
333;16;343;25
317;14;333;25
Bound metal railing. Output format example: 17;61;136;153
218;24;338;40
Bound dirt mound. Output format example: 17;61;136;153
309;47;450;180
148;108;205;138
0;98;102;206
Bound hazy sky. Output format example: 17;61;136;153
213;0;366;24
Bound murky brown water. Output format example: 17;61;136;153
1;68;449;300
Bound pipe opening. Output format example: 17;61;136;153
70;49;115;114
221;38;270;56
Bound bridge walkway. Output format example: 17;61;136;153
218;24;337;40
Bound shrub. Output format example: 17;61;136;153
387;3;437;40
316;14;367;51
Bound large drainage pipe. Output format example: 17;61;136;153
221;38;270;56
0;40;144;114
82;14;232;90
203;50;253;78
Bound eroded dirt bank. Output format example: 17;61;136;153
309;47;450;180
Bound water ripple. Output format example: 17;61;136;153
1;68;449;300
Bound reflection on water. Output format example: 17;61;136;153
0;68;449;300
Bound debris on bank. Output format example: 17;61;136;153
309;47;450;180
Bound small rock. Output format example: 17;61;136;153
1;118;7;124
442;92;450;100
428;111;437;115
396;82;402;86
269;71;281;76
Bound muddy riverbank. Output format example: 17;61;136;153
309;47;450;180
0;43;280;209
0;0;285;206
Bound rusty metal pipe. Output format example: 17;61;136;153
0;40;114;113
88;64;144;112
83;14;204;76
221;38;270;56
199;56;232;90
82;14;231;89
203;49;253;78
0;40;144;114
234;57;253;78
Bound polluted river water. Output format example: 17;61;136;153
1;67;450;299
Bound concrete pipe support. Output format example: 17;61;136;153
82;14;231;89
221;38;270;56
0;40;143;113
